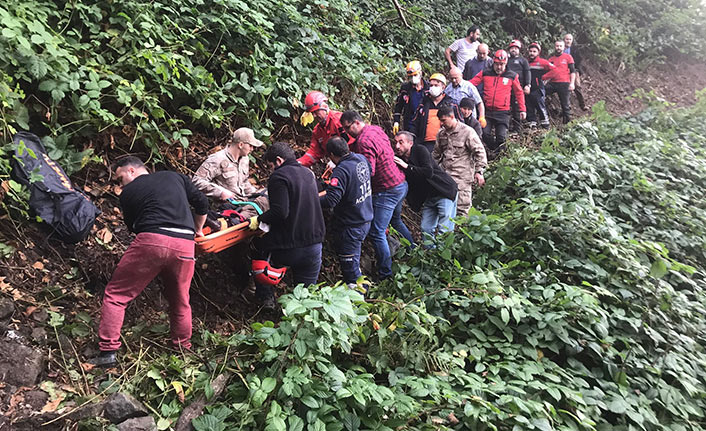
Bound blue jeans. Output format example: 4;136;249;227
370;181;411;278
420;195;457;241
334;222;370;284
255;243;322;300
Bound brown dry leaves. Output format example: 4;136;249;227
0;276;22;301
96;227;113;243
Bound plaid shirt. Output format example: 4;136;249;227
351;125;405;193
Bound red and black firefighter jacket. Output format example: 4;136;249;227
528;57;555;91
470;68;526;113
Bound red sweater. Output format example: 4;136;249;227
545;53;575;83
470;69;526;112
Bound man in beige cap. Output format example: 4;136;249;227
193;127;269;218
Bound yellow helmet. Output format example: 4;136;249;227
405;60;422;76
429;73;447;85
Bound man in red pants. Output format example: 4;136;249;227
90;156;208;366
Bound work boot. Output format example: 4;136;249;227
540;121;550;129
261;295;276;312
528;121;537;129
88;350;117;367
237;281;258;304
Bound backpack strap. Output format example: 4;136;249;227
226;199;263;215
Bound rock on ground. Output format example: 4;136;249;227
117;415;157;431
104;392;148;424
0;299;13;320
0;340;44;386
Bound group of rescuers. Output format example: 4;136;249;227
89;30;585;366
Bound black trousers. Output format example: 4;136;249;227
482;111;510;152
545;82;571;124
422;140;435;154
510;94;523;131
526;88;549;124
574;73;586;110
252;241;322;299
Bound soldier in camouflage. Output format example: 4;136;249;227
193;127;269;218
432;106;487;217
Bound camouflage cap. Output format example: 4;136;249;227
232;127;263;147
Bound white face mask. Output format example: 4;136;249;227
411;74;421;85
429;86;442;97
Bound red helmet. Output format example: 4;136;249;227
528;42;541;52
304;91;329;113
251;259;288;286
508;40;522;50
493;49;509;64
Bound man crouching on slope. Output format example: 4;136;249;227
90;157;208;367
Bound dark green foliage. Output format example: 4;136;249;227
110;97;706;430
1;0;704;164
0;0;397;158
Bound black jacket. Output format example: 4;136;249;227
259;159;325;250
409;95;461;145
565;45;583;74
463;115;483;139
393;80;429;130
120;171;208;240
508;56;531;87
320;153;374;226
401;144;458;212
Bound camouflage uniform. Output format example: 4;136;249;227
193;148;269;218
432;121;487;216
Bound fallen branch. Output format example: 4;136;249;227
391;0;410;28
174;372;231;431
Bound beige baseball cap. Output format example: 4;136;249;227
232;127;263;147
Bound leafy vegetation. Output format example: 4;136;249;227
63;95;706;430
0;0;704;166
2;1;706;429
0;0;394;159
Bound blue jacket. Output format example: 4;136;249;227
320;152;374;226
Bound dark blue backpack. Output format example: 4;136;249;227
10;132;100;244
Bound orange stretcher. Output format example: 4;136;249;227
196;171;330;254
195;221;259;254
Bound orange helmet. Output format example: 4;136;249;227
508;40;522;49
493;49;509;64
406;60;422;76
528;42;541;52
304;91;329;113
251;259;287;286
